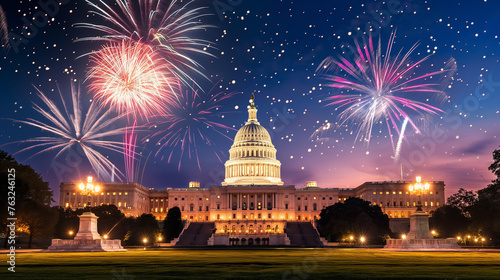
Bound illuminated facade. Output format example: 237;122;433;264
59;96;445;240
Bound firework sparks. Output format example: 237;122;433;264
124;121;138;182
6;82;127;181
394;117;409;161
0;5;9;50
318;32;453;148
147;84;238;170
78;0;214;86
87;40;176;119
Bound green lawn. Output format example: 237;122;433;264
2;248;500;279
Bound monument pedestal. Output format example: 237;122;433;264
384;210;461;250
46;212;125;252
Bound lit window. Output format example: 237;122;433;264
406;202;410;206
386;192;389;194
73;193;76;195
431;202;434;207
313;197;316;200
107;193;110;195
118;202;122;207
430;191;433;194
379;192;383;194
119;192;122;195
65;202;69;207
206;198;209;200
392;191;396;194
125;192;128;195
124;202;127;207
425;201;428;206
217;195;220;198
437;202;440;206
399;191;402;194
113;192;116;195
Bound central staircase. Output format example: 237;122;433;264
286;222;324;247
174;222;215;247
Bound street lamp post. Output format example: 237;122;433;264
406;176;433;240
78;176;100;208
408;176;430;211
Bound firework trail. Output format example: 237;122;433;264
318;32;453;148
5;82;127;181
78;0;214;87
124;121;137;182
147;84;238;170
87;40;176;120
0;5;9;50
394;117;409;161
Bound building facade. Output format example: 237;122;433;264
59;95;445;239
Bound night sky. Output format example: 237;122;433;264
1;0;499;204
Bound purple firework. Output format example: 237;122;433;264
318;32;453;148
146;84;238;170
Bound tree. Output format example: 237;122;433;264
53;206;80;239
429;205;470;238
91;205;128;239
447;188;477;217
18;202;59;248
468;146;500;246
0;150;54;248
129;214;161;245
317;197;391;245
163;207;183;242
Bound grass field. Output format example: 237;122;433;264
2;248;500;279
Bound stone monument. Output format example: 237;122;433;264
46;212;125;252
385;177;461;250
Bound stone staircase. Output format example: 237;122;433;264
174;222;215;247
286;222;325;247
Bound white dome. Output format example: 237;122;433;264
222;95;283;186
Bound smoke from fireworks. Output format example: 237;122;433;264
0;5;9;50
7;82;127;181
78;0;214;86
317;32;454;148
87;40;176;119
147;84;238;170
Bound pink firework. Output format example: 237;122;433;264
87;40;176;119
147;84;238;170
318;32;454;148
78;0;214;86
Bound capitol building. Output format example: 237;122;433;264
59;95;445;246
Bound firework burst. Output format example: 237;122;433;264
78;0;214;86
147;84;238;170
87;40;176;119
7;82;127;181
0;5;9;50
318;32;454;149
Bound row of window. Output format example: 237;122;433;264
374;201;440;207
67;192;129;196
372;191;439;195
